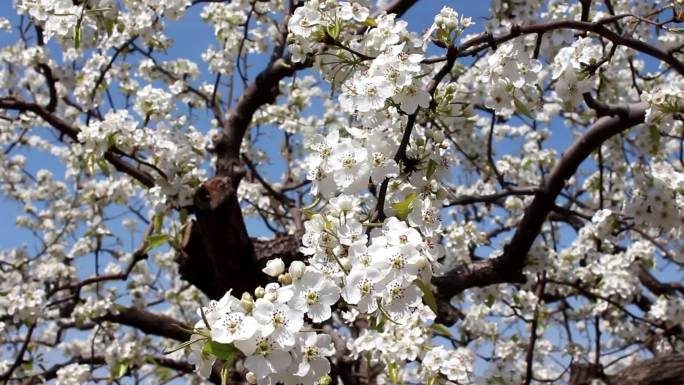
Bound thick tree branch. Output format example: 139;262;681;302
570;353;684;385
98;306;191;342
181;0;423;303
434;102;647;317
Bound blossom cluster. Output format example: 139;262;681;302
348;305;473;385
551;37;602;108
305;130;399;197
288;1;444;116
75;110;206;210
483;39;542;116
624;162;684;237
190;280;335;385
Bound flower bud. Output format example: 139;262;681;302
240;292;254;311
262;258;285;277
432;130;445;143
254;286;265;299
264;291;278;302
246;372;257;384
289;260;306;280
278;273;292;286
434;15;444;28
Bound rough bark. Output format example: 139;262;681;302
570;354;684;385
176;0;419;303
433;103;648;324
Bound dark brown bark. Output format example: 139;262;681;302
433;103;648;322
176;0;420;303
98;306;191;342
570;354;684;385
178;176;267;300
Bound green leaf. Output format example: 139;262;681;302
155;366;173;381
21;360;33;372
164;338;203;355
387;362;399;385
202;341;238;361
74;26;81;49
426;159;438;180
106;133;117;147
179;208;188;226
415;279;438;314
85;154;96;175
104;18;115;36
648;125;660;146
111;361;128;379
302;208;314;219
97;158;110;176
485;293;495;308
390;192;417;220
371;312;385;332
513;96;533;119
154;214;164;233
144;234;168;253
430;323;453;338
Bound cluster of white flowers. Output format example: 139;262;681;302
348;305;472;384
484;39;542;115
76;110;206;209
422;346;473;384
55;363;91;385
0;283;46;322
642;81;684;131
551;37;603;108
303;213;431;319
428;6;474;48
133;85;174;120
304;130;399;197
200;1;270;76
624;162;684;235
14;0;83;41
190;281;335;385
288;1;440;116
343;43;429;114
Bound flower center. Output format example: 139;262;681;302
342;154;356;169
256;339;272;355
372;152;385;167
306;290;319;305
272;310;286;327
358;279;373;295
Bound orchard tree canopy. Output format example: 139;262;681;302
2;0;684;384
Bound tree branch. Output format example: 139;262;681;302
434;102;647;318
